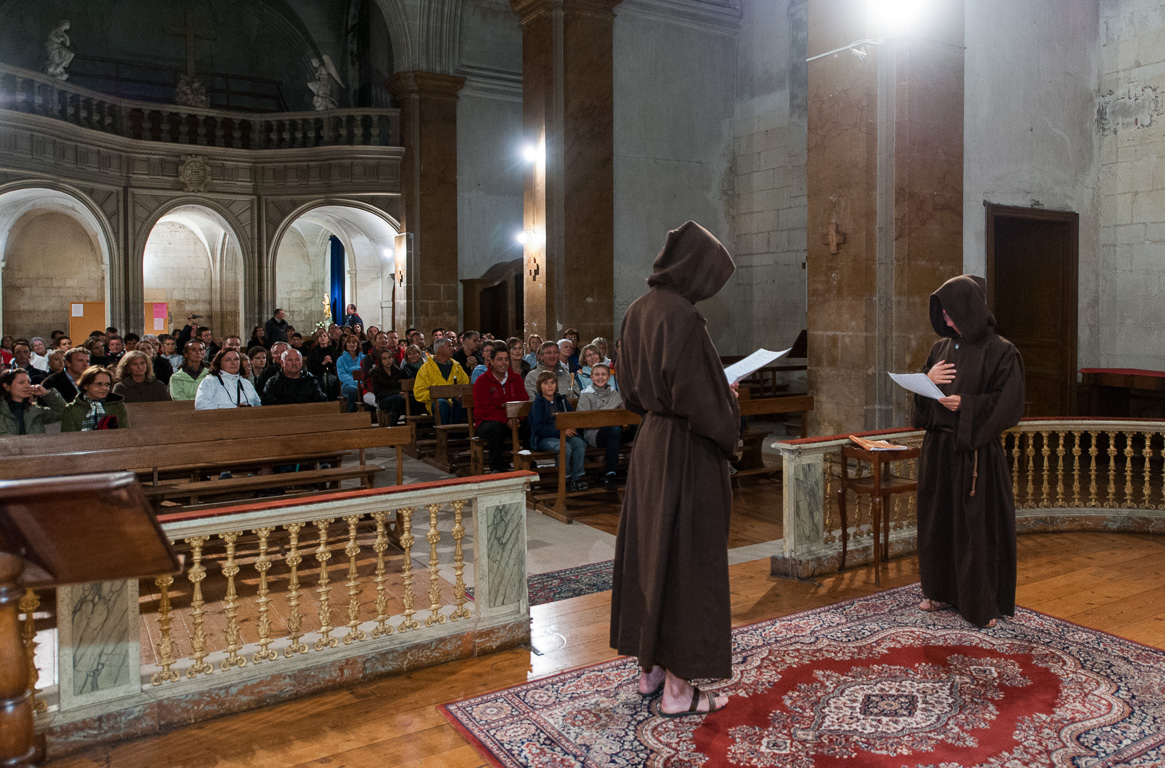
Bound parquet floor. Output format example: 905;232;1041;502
48;531;1165;768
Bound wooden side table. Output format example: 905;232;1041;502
836;444;920;585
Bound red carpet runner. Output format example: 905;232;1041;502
442;584;1165;767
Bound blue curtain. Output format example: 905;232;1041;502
329;235;345;325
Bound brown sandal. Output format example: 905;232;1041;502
918;598;950;612
659;687;726;718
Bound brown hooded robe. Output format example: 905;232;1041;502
610;221;740;680
912;275;1025;627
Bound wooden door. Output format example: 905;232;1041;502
986;205;1078;417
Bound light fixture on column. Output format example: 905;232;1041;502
867;0;926;37
520;228;541;281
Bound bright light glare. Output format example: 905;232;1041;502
382;247;394;260
868;0;926;36
522;143;539;163
515;231;529;245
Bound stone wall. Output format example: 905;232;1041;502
733;0;809;354
1095;0;1165;369
143;222;216;337
274;223;330;333
2;211;104;339
612;0;743;352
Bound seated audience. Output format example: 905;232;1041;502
262;348;328;405
529;370;587;491
290;332;304;350
365;347;407;425
453;331;481;377
81;337;110;367
576;363;629;490
44;349;65;376
336;333;366;412
223;334;243;351
413;337;470;424
470;340;496;383
0;368;67;435
507;337;531;378
524;340;574;398
62;366;129;431
122;333;140;351
473;346;529;473
342;303;363;330
246;346;268;387
576;343;618;392
43;347;90;402
247;325;267;349
558;338;578;373
564;328;582;369
158;334;182;372
8;340;47;384
523;333;543;369
113;350;171;402
169;341;210;400
106;335;125;364
196;349;261;409
141;339;174;384
257;341;291;391
362;325;380;354
50;335;72;352
0;334;13;364
359;331;391;379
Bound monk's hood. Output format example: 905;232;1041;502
930;274;994;342
647;221;735;304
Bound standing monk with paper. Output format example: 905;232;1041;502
913;275;1025;628
610;221;740;717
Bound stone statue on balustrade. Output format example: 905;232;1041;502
308;55;343;111
44;20;75;81
175;75;210;108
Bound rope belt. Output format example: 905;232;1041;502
970;449;979;497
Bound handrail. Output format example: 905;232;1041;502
0;62;400;149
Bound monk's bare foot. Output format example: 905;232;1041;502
918;598;950;612
659;671;727;716
638;665;665;696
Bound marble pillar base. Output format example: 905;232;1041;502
42;616;530;759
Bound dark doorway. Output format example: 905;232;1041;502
986;204;1078;417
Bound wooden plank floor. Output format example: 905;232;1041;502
48;531;1165;768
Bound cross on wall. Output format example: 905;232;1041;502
164;8;216;79
822;222;846;255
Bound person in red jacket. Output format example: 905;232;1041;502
473;345;529;473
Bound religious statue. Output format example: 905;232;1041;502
175;74;209;108
44;20;74;81
308;55;343;111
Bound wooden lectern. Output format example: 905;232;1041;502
0;473;180;767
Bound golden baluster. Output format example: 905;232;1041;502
342;515;366;645
425;503;446;627
314;518;338;650
219;531;246;670
1010;431;1021;501
823;454;836;544
1088;431;1099;507
184;536;213;678
1040;430;1051;507
450;500;471;620
1142;432;1154;509
19;589;46;713
1024;432;1036;508
251;527;278;664
1123;431;1135;507
398;507;420;632
1105;430;1118;508
283;523;309;657
369;511;393;638
1055;430;1067;507
1071;430;1082;507
151;575;179;684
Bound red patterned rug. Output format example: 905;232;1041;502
441;584;1165;767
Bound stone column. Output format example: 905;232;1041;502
512;0;620;344
806;0;964;436
388;72;465;335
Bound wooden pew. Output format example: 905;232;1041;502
126;400;338;427
425;384;476;474
1;426;412;507
400;379;435;459
734;393;815;480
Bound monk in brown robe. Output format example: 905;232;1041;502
913;275;1025;628
610;221;740;717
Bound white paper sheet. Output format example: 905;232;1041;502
888;372;946;400
724;347;793;385
71;303;84;317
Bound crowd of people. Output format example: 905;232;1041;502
0;307;629;488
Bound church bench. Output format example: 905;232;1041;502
426;384;476;475
733;393;815;481
125;400;339;426
138;463;385;507
399;379;436;459
0;412;373;458
1;426;412;507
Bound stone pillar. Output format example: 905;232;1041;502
512;0;619;345
388;72;464;335
806;0;964;436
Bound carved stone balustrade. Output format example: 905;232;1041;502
771;418;1165;578
0;63;399;149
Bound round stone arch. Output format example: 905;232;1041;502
267;200;400;331
0;181;117;338
132;198;254;339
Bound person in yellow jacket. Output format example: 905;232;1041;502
413;337;469;423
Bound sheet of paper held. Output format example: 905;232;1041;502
888;372;946;400
724;347;793;385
